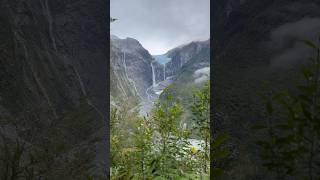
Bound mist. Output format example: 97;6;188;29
269;18;320;67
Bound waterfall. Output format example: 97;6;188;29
163;63;166;80
182;123;187;130
151;61;156;87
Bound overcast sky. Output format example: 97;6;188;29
110;0;210;55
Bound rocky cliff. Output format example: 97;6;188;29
110;35;153;101
165;40;210;77
0;0;108;178
110;36;210;103
163;40;210;126
152;60;165;84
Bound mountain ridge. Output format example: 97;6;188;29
110;35;210;103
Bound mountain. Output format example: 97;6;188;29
167;41;210;101
110;35;210;101
212;0;320;179
110;35;153;103
165;40;210;77
0;0;108;178
110;36;210;119
163;40;210;128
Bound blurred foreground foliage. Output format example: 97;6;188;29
254;37;320;180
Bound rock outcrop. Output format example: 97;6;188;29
110;35;210;102
0;0;108;178
165;40;210;77
110;35;153;100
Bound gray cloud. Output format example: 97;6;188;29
111;0;210;54
269;18;320;67
193;67;210;84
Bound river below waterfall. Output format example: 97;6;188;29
139;76;174;116
138;76;205;151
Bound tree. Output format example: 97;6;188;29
191;81;229;179
150;85;190;179
110;97;155;180
191;82;210;173
110;104;139;179
132;116;154;179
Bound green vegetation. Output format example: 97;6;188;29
111;82;228;179
254;38;320;179
191;82;210;174
165;46;210;131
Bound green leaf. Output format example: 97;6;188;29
302;39;317;49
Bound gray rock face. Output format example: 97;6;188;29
152;61;165;84
110;42;139;101
110;36;210;102
0;0;108;177
110;35;153;100
165;40;210;77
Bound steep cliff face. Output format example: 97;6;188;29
110;37;210;103
152;60;165;84
110;35;153;100
0;0;108;178
213;0;320;179
165;40;210;77
163;41;210;126
110;37;139;102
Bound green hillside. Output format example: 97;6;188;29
164;46;210;135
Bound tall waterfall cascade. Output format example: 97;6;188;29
151;61;156;87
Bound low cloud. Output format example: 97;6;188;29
111;0;210;54
269;17;320;67
193;67;210;84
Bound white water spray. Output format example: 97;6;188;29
151;61;156;87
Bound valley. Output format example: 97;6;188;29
110;35;210;116
110;35;211;179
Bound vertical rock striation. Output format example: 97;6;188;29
0;0;108;177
